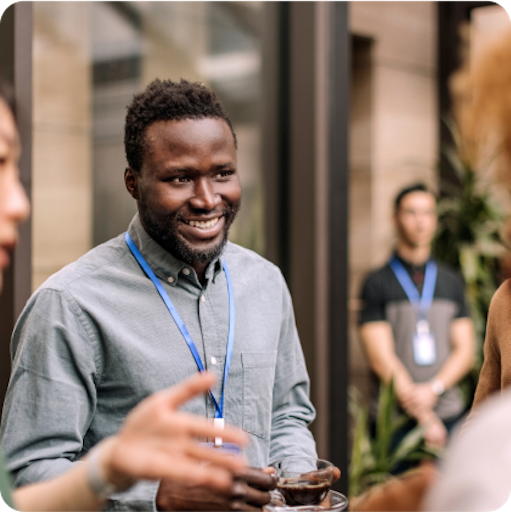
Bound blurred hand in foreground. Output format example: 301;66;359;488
101;371;249;492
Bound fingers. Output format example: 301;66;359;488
161;372;217;408
172;460;235;491
333;466;341;482
153;373;248;446
168;412;248;447
231;480;272;507
235;467;277;491
185;442;247;471
424;422;447;448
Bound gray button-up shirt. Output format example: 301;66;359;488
0;215;317;511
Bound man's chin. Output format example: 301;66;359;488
172;235;228;266
405;238;433;249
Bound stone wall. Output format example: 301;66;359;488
349;1;439;399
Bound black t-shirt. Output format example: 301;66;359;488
359;255;469;325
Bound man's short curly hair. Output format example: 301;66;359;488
124;78;237;173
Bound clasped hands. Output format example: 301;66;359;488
398;382;447;449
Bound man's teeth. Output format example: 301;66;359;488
187;218;220;229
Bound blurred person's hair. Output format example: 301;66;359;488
124;78;236;173
394;183;435;212
0;76;15;114
449;27;511;187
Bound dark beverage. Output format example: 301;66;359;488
277;477;331;506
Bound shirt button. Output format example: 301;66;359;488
167;276;175;283
211;357;217;365
182;268;191;276
201;294;205;302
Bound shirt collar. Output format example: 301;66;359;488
127;214;223;286
393;252;432;270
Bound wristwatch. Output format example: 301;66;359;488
430;379;445;396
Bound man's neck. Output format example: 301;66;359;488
193;262;209;285
396;242;431;266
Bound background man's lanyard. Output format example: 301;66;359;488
125;232;234;420
389;256;437;323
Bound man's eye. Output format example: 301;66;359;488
170;176;190;183
216;170;234;178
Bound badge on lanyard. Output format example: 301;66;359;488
389;256;438;366
412;319;436;366
200;418;240;454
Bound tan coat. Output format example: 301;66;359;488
471;279;511;411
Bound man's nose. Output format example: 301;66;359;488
189;178;221;211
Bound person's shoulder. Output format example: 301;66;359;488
490;278;511;310
223;242;283;279
366;262;391;278
434;260;463;279
37;233;129;293
433;260;466;289
362;261;392;288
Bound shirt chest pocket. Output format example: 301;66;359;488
242;351;277;439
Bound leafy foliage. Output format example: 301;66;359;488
348;381;439;499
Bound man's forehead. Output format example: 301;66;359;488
144;117;235;151
146;117;231;135
400;191;436;208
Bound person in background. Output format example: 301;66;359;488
0;78;318;511
358;184;475;455
0;79;249;511
354;27;511;512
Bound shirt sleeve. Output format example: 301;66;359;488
268;274;318;465
0;287;159;512
469;281;508;412
358;271;387;325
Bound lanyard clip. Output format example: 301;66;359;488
214;417;224;448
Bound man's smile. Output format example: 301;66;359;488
180;215;226;241
183;216;221;230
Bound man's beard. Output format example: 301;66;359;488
138;200;241;266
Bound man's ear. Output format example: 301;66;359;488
125;168;139;200
392;211;400;229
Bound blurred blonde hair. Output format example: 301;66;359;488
449;27;511;187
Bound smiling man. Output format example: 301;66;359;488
0;79;317;511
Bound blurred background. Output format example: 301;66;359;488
0;1;509;494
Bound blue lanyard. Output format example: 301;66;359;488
125;232;235;419
389;256;437;321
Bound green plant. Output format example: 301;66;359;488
434;119;508;394
348;380;439;499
